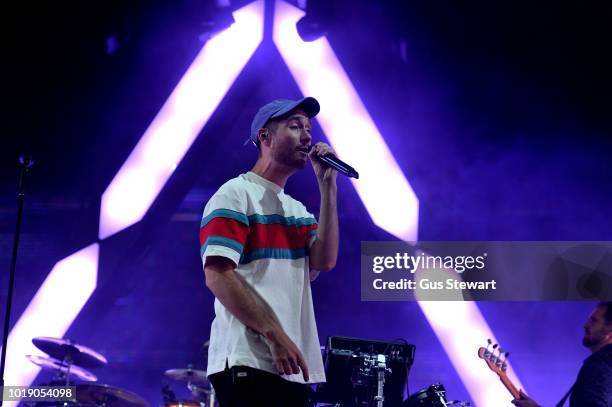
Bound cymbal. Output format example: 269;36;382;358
32;337;107;368
165;368;209;386
26;355;97;382
76;384;149;407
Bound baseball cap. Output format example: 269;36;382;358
247;97;320;146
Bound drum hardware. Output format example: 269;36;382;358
32;337;108;369
26;354;97;383
163;366;215;407
315;336;415;407
402;384;469;407
76;383;150;407
186;382;211;401
163;401;202;407
164;367;209;387
350;354;392;407
162;383;177;404
28;337;107;387
160;387;201;407
26;336;149;407
373;355;389;407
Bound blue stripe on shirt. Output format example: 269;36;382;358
200;235;244;258
201;209;250;228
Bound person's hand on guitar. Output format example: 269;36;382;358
512;390;541;407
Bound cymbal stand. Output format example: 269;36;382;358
52;356;75;386
62;358;73;386
187;381;211;407
208;387;216;407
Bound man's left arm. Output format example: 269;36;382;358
308;142;339;273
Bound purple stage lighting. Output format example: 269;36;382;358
99;0;265;240
6;1;264;392
273;0;419;241
2;244;99;392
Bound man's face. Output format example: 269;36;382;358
582;305;612;350
268;109;312;170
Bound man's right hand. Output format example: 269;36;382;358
266;328;310;382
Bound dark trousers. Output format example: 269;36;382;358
209;365;311;407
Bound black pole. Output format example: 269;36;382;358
0;155;34;405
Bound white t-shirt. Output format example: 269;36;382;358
199;171;326;384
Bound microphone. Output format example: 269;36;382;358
307;146;359;179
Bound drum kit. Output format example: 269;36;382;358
162;366;217;407
25;337;217;407
25;336;148;407
25;336;468;407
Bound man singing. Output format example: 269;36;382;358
199;97;339;407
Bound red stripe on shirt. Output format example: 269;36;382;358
199;217;249;247
245;223;318;251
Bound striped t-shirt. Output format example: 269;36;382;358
200;171;326;384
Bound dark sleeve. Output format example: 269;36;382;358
569;354;612;407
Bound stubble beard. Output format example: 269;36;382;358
274;147;307;170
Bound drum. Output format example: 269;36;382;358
164;401;203;407
402;383;448;407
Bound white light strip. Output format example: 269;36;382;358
418;301;525;405
273;0;419;241
99;0;265;239
273;2;522;405
1;244;99;393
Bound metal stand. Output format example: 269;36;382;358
62;356;74;387
0;155;34;407
374;355;387;407
208;387;216;407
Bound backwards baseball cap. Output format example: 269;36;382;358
247;97;320;146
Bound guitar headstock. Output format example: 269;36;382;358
477;339;510;378
477;339;521;399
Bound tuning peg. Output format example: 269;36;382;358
500;351;509;363
503;350;509;362
501;352;510;371
493;347;504;366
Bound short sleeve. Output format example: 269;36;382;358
199;187;249;267
306;213;318;248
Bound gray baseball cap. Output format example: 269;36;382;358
247;97;320;146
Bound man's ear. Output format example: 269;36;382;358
258;128;271;147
